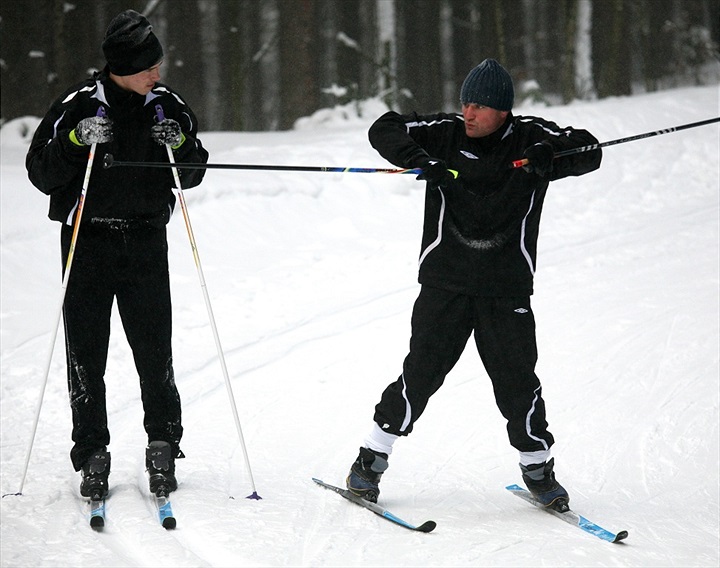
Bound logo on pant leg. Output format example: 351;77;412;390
514;308;529;314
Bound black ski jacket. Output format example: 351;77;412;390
368;111;602;296
26;69;208;227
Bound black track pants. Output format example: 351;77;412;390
61;222;182;471
373;286;554;453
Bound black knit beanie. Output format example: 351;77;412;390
459;59;514;111
102;10;163;76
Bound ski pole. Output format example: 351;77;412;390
11;107;106;497
154;105;261;500
511;116;720;169
104;152;420;174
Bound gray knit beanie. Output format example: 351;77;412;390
102;10;163;76
459;59;514;111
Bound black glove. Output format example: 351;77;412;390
151;119;184;148
72;116;113;145
522;141;554;177
414;156;455;188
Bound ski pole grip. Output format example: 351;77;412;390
96;106;106;118
155;104;165;122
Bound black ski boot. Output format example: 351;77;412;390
80;448;111;499
346;447;388;503
146;441;177;496
520;458;569;511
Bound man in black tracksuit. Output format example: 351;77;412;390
26;10;208;499
347;59;602;509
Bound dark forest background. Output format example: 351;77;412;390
1;0;718;132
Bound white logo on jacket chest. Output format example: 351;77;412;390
460;150;479;159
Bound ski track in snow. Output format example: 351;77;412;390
1;85;719;567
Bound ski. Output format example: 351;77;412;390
312;478;436;533
506;484;628;543
87;494;174;529
89;496;106;530
153;489;176;529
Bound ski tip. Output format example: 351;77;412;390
162;516;177;530
312;478;333;490
415;520;437;533
613;530;629;543
90;516;105;530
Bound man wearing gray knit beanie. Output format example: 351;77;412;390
345;59;603;512
460;58;515;112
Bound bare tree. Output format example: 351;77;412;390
279;0;318;129
376;0;399;110
560;0;578;103
439;0;456;111
575;0;596;99
357;0;379;100
492;0;507;64
259;0;281;130
521;0;539;86
1;0;718;130
197;0;223;130
593;0;632;98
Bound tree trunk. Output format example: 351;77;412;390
376;0;399;110
279;0;317;129
574;0;595;99
197;0;222;130
357;0;378;101
594;0;632;98
259;0;281;130
493;0;506;64
439;0;456;111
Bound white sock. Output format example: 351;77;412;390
519;449;551;466
363;423;398;456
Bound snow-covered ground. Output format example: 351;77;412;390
1;85;718;567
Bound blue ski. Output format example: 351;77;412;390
506;484;628;543
313;478;436;533
89;497;105;530
153;491;176;529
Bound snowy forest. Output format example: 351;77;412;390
1;0;719;130
0;0;720;131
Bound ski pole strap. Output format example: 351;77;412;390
510;116;720;169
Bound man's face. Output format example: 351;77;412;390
461;103;509;138
111;62;162;95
